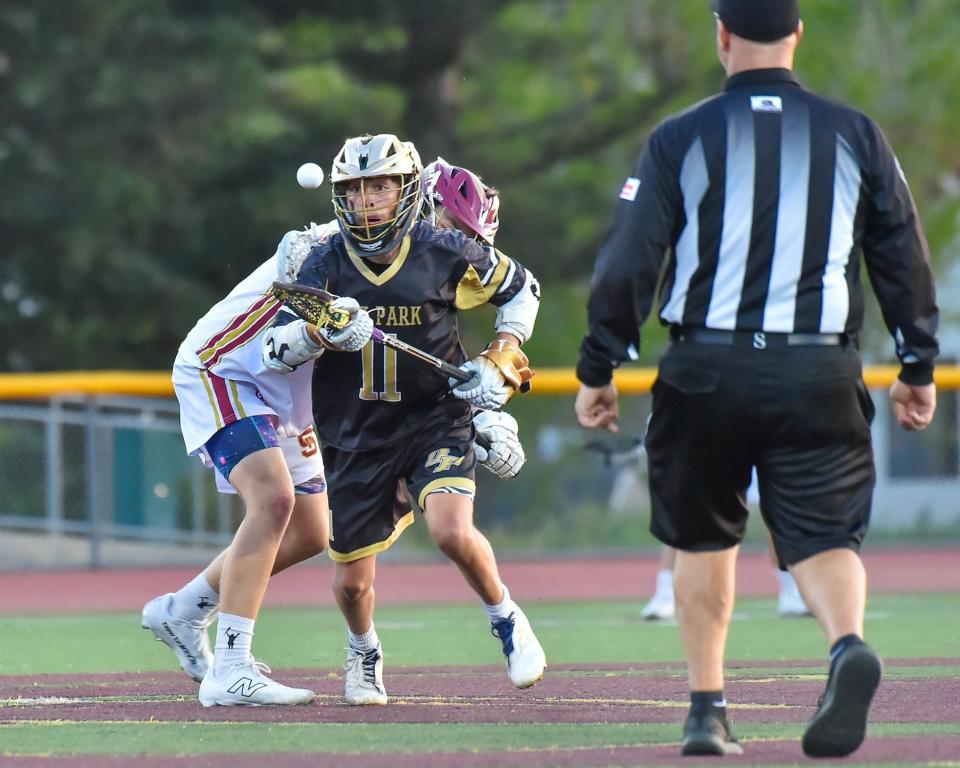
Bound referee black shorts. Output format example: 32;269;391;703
645;334;876;567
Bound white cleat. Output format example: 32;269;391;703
491;609;546;689
641;590;676;621
198;659;315;707
141;593;213;683
344;644;388;705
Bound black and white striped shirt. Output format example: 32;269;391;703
577;68;938;386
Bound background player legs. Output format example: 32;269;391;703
766;530;811;617
423;493;503;604
755;467;810;617
674;547;738;691
642;545;677;620
789;548;866;644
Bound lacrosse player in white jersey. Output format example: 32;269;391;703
142;218;375;706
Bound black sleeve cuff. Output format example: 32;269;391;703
898;361;934;386
576;337;616;387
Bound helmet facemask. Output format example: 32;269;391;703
330;134;423;258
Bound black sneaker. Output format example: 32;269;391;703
681;708;744;756
802;643;882;758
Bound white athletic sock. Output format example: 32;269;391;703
171;572;219;624
485;583;518;623
655;569;674;597
213;613;254;673
349;625;380;652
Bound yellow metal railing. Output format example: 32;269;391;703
1;366;958;400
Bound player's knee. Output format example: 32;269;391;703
256;488;296;532
429;521;473;557
676;579;733;617
335;577;371;605
334;582;373;603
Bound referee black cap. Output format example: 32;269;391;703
712;0;800;42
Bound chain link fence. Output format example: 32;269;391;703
1;387;958;568
0;397;243;567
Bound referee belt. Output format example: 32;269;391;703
670;327;849;349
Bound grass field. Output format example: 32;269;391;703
1;592;958;767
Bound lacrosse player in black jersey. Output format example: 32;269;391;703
270;134;544;705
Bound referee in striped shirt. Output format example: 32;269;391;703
575;0;938;758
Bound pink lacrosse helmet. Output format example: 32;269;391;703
423;158;500;245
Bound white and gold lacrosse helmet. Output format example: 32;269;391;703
330;134;423;258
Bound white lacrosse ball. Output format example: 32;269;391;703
296;162;324;189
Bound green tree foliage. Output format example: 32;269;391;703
2;0;958;370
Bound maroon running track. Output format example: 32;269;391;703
0;548;957;615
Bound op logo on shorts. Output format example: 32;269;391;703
426;448;464;473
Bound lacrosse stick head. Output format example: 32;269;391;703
270;282;351;331
422;158;500;245
330;134;422;259
276;221;338;283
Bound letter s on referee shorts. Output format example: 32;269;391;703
644;339;875;567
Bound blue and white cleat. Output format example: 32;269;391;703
491;608;546;688
344;643;388;705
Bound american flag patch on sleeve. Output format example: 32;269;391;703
619;177;640;201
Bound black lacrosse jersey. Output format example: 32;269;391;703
296;220;529;451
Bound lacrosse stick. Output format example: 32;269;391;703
271;281;352;333
271;281;474;385
583;436;645;468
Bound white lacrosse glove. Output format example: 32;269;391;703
317;297;373;353
262;319;324;373
449;340;533;411
473;410;525;479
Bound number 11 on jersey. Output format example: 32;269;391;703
359;336;401;401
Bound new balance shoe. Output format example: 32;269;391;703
198;659;315;707
640;590;676;621
142;593;213;683
491;609;546;689
681;708;744;756
344;644;387;705
803;643;882;757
